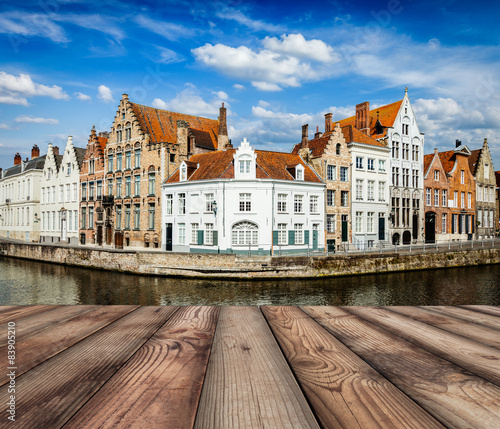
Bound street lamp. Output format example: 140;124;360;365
212;201;218;216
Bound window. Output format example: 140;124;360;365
341;191;348;207
412;170;419;188
367;159;375;171
73;183;77;201
117;129;122;142
327;189;335;206
356;179;363;201
453;191;458;207
277;194;287;212
125;206;130;229
367;212;374;233
68;211;72;231
131;204;139;229
490;210;494;228
490;187;494;203
392;167;399;186
327;214;335;233
178;193;186;215
403;142;409;160
89;207;94;228
426;188;431;205
239;193;251;212
442;213;447;234
165;194;173;215
232;221;258;246
392;140;399;158
178;223;185;245
66;184;70;202
117;153;122;170
134;149;141;168
60;185;64;203
116;178;122;198
379;160;385;172
191;223;199;244
125;124;131;140
478;185;483;201
294;195;303;213
336;143;341;155
125;176;131;197
310;196;319;213
461;192;465;208
340;166;348;182
355;212;363;233
403;168;409;187
97;181;102;199
296;168;303;181
356;157;363;169
367;181;374;201
205;223;214;245
294;224;303;244
116;206;122;230
89;159;95;174
468;192;471;209
442;189;447;207
460;170;465;184
148;204;155;229
125;151;131;169
278;223;287;245
378;182;385;202
434;189;439;206
82;183;87;200
239;160;250;173
89;182;95;200
81;208;86;229
134;176;140;196
67;163;71;176
180;164;187;181
206;193;215;212
108;155;114;172
148;173;155;195
434;170;439;181
402;123;409;135
327;165;336;181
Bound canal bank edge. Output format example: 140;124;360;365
1;240;499;279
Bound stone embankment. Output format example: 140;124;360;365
0;240;499;279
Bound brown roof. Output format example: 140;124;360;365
496;171;500;188
190;128;216;150
423;153;435;175
437;150;457;174
468;149;481;176
97;136;107;151
130;102;219;148
341;125;386;147
166;150;322;183
291;135;330;157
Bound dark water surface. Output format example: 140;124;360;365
1;256;499;306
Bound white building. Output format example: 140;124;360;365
344;126;390;249
161;138;325;255
40;137;86;245
0;146;45;242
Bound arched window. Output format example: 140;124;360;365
125;122;131;140
116;125;122;143
336;143;341;155
231;221;258;246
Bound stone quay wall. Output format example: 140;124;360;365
0;240;499;279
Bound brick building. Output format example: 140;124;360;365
104;94;228;248
468;138;496;238
79;126;109;245
423;149;451;242
496;171;500;233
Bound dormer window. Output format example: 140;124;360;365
239;159;250;174
180;164;187;181
296;164;304;181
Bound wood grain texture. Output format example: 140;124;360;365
303;306;500;429
195;306;319;429
458;305;500;318
65;306;219;429
425;306;500;330
384;306;500;349
263;306;443;429
346;306;500;387
0;305;60;324
0;305;96;346
0;306;178;428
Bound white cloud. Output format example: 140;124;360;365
0;71;69;105
263;34;338;63
251;82;283;92
134;15;196;41
213;91;228;100
154;46;183;64
215;9;285;33
97;85;113;103
151;87;226;116
0;123;10;129
0;11;68;43
75;92;91;101
55;14;125;40
233;84;245;90
15;115;59;125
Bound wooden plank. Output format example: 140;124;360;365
423;306;500;330
385;306;500;349
65;306;219;429
303;306;500;429
0;305;97;346
0;305;139;386
0;306;178;428
263;306;443;429
195;306;319;429
0;305;61;324
0;306;18;314
346;306;500;387
459;305;500;318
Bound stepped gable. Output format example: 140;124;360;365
129;102;219;148
166;150;322;183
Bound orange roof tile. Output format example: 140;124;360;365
166;150;322;183
291;135;330;157
437;150;457;174
341;125;386;147
130;102;219;148
97;136;107;151
423;153;435;175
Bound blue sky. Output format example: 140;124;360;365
1;0;500;170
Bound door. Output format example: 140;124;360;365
425;212;435;243
97;226;103;246
165;223;173;251
61;219;67;242
378;217;385;241
341;215;348;242
327;239;336;253
312;230;318;250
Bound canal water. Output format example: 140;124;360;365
1;256;499;306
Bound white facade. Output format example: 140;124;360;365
161;139;325;255
349;142;390;249
386;92;425;244
0;152;45;242
40;137;84;245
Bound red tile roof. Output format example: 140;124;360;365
437;150;457;174
291;135;330;157
130;102;219;148
341;125;386;147
468;149;481;176
97;136;107;151
166;150;322;183
423;153;435;176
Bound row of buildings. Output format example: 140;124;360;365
0;90;498;254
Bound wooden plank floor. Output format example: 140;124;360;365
0;306;499;428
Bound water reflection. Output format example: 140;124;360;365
1;256;499;306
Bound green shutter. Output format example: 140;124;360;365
288;230;295;245
273;230;279;245
304;230;310;245
197;230;204;245
213;231;218;246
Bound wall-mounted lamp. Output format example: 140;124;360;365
213;201;218;216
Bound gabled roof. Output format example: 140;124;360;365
2;156;47;179
54;154;63;170
166;150;322;183
190;128;215;150
468;149;481;176
291;135;330;157
129;102;219;148
341;125;386;147
75;147;87;168
436;146;470;175
423;153;435;176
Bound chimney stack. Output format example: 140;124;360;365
301;124;309;147
31;144;40;159
217;102;230;150
325;113;332;133
53;146;59;156
355;101;370;134
314;126;322;139
14;153;22;165
455;139;461;148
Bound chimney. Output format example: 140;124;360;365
314;126;322;139
31;144;40;159
53;146;59;156
355;101;370;134
218;102;229;150
14;153;22;165
455;139;461;148
325;113;332;133
301;124;309;147
434;148;438;153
